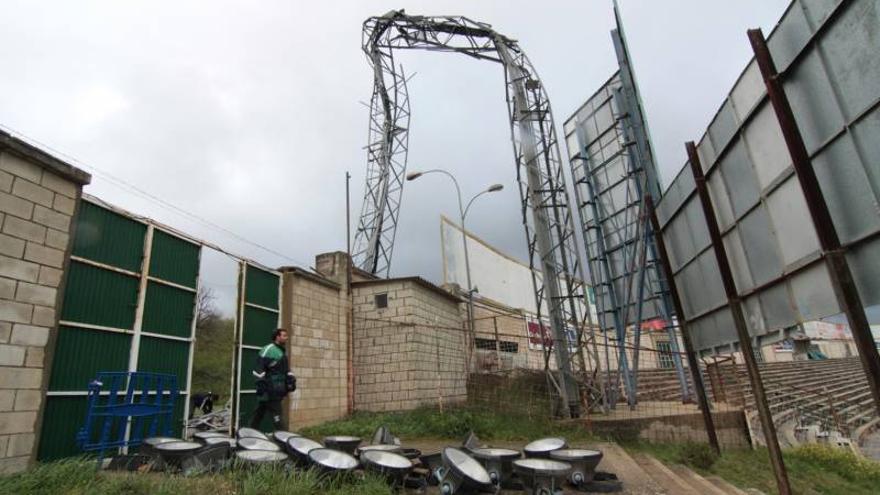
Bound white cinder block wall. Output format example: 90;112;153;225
0;133;89;474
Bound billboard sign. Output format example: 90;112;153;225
655;0;880;353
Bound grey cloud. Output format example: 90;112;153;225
0;0;789;288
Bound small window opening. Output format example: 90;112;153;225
375;293;388;309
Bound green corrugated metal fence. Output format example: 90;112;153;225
39;199;201;461
233;263;281;432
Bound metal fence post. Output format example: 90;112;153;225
686;143;791;495
748;28;880;417
646;194;721;454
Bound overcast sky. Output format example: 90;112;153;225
0;0;791;314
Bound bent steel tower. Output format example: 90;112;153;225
351;11;592;416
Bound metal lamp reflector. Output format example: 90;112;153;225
193;431;228;443
286;437;323;465
308;448;359;473
155;441;202;468
512;458;572;495
238;437;281;452
323;436;362;455
272;430;301;446
371;425;399;445
203;436;236;448
236;427;269;440
469;447;521;486
438;447;493;494
523;437;567;458
235;450;289;464
140;437;179;456
358;444;403;456
549;448;603;485
361;450;413;486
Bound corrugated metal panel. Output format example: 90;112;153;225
61;261;139;330
137;336;189;387
129;398;185;439
245;266;279;309
149;230;199;289
72;201;146;272
239;347;260;389
242;306;278;347
37;396;90;461
48;326;131;391
142;282;195;338
238;392;274;431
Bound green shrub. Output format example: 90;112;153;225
677;442;719;470
789;444;880;483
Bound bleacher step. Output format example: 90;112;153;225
706;475;755;495
668;464;728;495
595;443;668;493
630;452;700;494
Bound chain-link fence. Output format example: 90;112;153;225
351;295;878;458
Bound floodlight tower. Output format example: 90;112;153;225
350;11;592;417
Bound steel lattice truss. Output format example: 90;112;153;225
564;9;689;408
351;10;595;416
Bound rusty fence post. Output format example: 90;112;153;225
646;194;721;454
748;28;880;418
686;143;792;494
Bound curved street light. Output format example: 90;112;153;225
406;169;504;361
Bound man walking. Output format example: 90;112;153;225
250;328;296;430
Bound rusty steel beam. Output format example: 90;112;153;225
748;28;880;418
646;194;720;454
686;142;791;495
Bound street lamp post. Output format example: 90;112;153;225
406;169;503;367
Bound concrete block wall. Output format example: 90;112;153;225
280;267;349;428
352;279;466;412
0;141;88;474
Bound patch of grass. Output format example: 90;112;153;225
300;405;595;443
0;458;392;495
623;441;880;495
788;443;880;484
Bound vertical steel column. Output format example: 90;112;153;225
496;39;578;418
612;13;689;400
687;143;790;494
183;246;203;437
646;194;720;454
230;261;246;434
573;123;634;408
748;28;880;416
122;224;154;452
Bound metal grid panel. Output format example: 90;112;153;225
655;0;880;352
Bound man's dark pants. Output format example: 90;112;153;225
250;399;282;430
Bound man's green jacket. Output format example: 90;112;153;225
252;342;293;401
